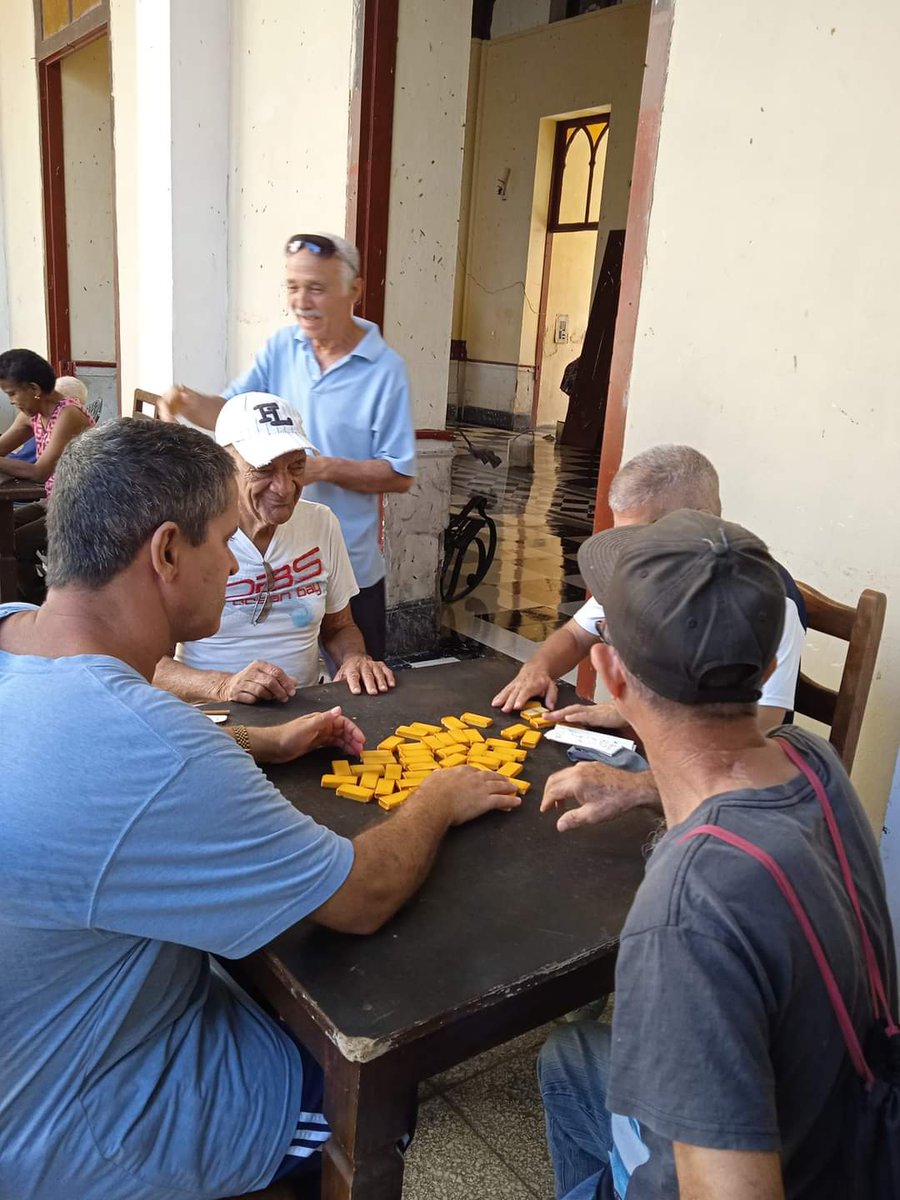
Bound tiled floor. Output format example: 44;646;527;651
403;1024;560;1199
442;424;598;677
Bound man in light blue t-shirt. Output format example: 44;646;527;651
159;232;416;660
0;419;517;1200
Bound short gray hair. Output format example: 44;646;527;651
315;232;360;291
46;419;236;589
608;444;721;520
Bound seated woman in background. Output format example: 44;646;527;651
0;350;95;602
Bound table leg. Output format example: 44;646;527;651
0;501;17;603
320;1051;417;1200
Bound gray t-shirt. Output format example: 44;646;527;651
604;726;895;1200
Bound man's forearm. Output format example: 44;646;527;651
529;624;591;681
323;622;367;668
313;793;453;934
153;655;229;702
304;456;412;494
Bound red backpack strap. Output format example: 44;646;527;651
774;737;898;1034
679;823;875;1086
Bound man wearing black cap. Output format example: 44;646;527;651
537;511;894;1200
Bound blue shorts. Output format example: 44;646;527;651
270;1036;329;1182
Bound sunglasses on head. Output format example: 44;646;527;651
285;234;338;258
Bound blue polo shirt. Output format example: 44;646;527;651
0;603;354;1199
223;318;416;588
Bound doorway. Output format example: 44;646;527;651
533;113;609;433
39;24;118;419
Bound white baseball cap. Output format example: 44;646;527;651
215;392;318;467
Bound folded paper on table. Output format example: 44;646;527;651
545;725;636;755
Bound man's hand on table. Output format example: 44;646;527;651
248;706;365;765
544;701;627;730
416;765;521;824
541;761;660;832
217;660;298;705
333;654;396;696
492;664;559;713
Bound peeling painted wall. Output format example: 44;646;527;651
226;0;356;380
383;0;472;429
625;0;900;825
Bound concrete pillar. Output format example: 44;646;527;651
382;0;472;653
126;0;230;396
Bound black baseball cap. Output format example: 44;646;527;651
577;510;786;704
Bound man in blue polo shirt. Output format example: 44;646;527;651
160;233;416;658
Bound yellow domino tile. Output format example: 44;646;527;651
521;704;548;719
384;764;403;780
527;717;553;730
423;735;444;751
512;778;531;794
498;761;523;779
409;722;442;735
336;784;374;803
331;760;353;777
501;724;529;741
379;789;411;810
439;753;468;768
374;778;395;797
360;771;381;790
441;716;467;730
394;725;421;738
352;763;384;779
435;746;461;760
520;730;542;749
320;774;347;789
377;736;404;751
461;712;493;728
362;750;396;762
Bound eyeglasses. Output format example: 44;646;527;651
285;234;360;276
594;618;611;645
250;560;275;626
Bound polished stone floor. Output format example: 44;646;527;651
441;425;598;675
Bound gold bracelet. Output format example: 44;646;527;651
230;724;251;752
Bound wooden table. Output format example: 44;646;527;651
229;658;656;1200
0;479;45;602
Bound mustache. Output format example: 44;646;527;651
297;309;322;319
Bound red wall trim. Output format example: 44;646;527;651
38;58;71;370
576;0;675;700
350;0;400;331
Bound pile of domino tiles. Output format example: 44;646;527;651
320;707;552;812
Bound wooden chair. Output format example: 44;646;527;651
793;581;887;773
133;388;161;419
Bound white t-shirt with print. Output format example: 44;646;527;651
571;593;806;711
177;499;358;686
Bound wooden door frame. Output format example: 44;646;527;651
576;0;675;699
347;0;400;331
36;10;119;395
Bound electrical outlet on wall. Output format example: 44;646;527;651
554;314;569;343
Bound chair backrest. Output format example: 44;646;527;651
794;581;887;773
133;388;161;419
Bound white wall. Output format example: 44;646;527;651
383;0;472;427
0;0;47;358
109;0;138;406
624;0;900;825
226;0;356;380
61;37;116;362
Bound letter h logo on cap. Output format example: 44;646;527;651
254;401;294;429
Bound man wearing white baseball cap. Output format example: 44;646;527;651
153;392;395;703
